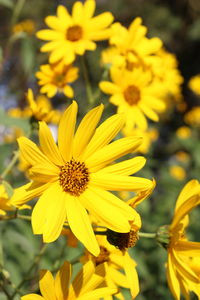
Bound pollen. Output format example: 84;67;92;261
124;85;141;105
95;246;110;266
59;159;89;196
67;25;83;42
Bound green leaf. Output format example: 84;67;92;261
21;37;35;75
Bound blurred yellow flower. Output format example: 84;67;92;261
11;101;153;256
152;48;183;101
184;106;200;127
8;89;61;124
37;0;113;64
169;165;186;181
0;184;13;215
109;17;162;70
176;126;191;139
166;180;200;299
123;127;159;154
22;260;117;300
82;234;140;299
36;62;78;98
100;67;166;130
12;19;35;35
175;151;190;163
188;74;200;95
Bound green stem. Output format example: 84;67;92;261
11;0;26;26
1;151;19;180
81;56;94;105
138;232;157;238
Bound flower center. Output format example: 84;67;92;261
95;246;110;265
106;229;139;250
124;85;141;105
59;159;89;196
66;25;83;42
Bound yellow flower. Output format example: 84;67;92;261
122;127;159;154
169;165;186;181
0;184;13;215
82;234;140;299
100;67;166;130
176;126;191;139
11;101;153;256
175;151;190;163
188;74;200;95
36;61;78;98
12;19;35;35
8;89;61;124
108;17;162;70
184;106;200;127
166;179;200;299
21;260;117;300
37;0;113;65
152;48;183;101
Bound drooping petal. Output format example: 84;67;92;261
66;195;99;256
166;252;180;300
82;113;125;160
90;173;153;192
55;261;71;300
124;252;139;299
39;121;64;165
171;250;199;283
58;101;78;162
175;180;200;213
80;186;134;233
85;136;142;172
39;270;56;300
108;267;129;288
73;104;104;160
174;240;200;255
77;287;117;300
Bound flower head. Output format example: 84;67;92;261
165;180;200;299
82;235;139;299
22;260;117;300
100;67;166;130
36;61;78;98
188;74;200;95
37;0;114;64
11;101;153;256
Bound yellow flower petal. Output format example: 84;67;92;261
55;261;71;300
82;113;124;160
72;1;83;22
99;81;121;94
58;101;78;161
124;252;139;299
73;104;104;160
91;173;153;192
21;295;44;300
174;240;200;255
96;156;146;176
66;195;99;256
108;267;129;288
18;137;53;167
39;121;64;166
77;287;117;300
89;12;114;31
42;183;67;243
80;186;134;232
172;250;199;283
85;136;142;172
166;252;180;300
39;270;56;300
37;29;62;40
83;0;95;19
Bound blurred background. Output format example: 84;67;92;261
0;0;200;299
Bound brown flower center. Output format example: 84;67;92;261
106;229;139;250
95;246;110;266
59;159;89;196
124;85;140;105
66;25;83;42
